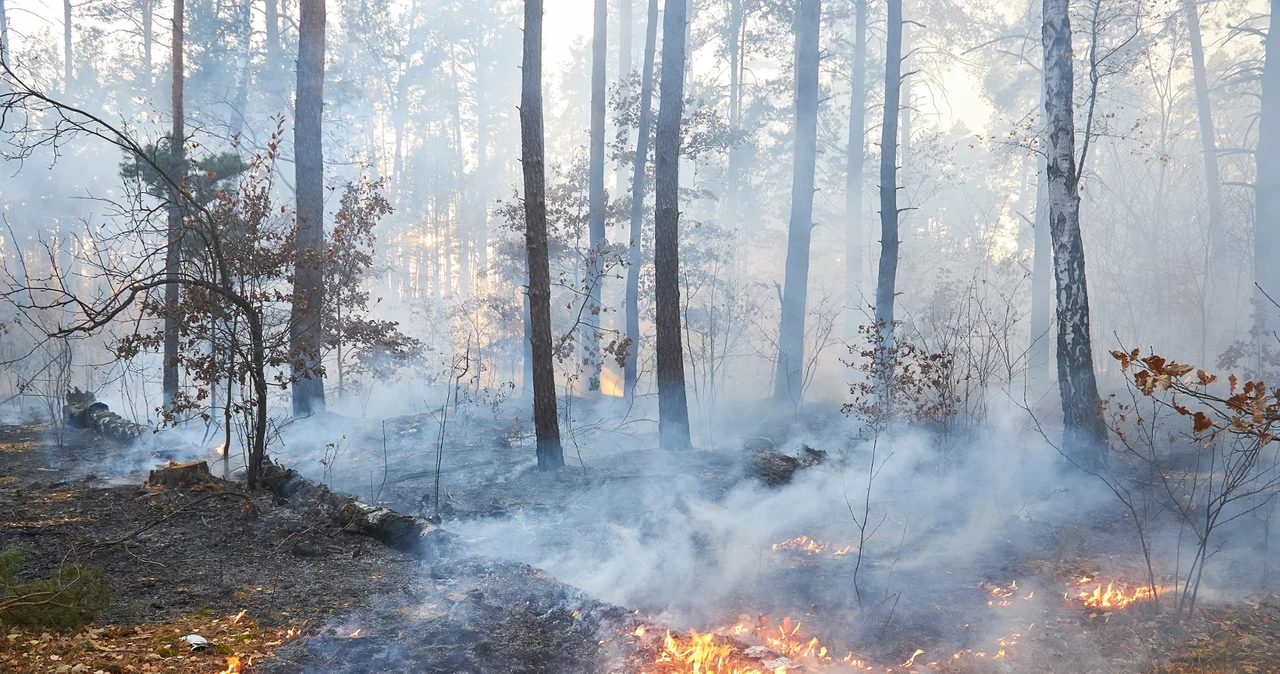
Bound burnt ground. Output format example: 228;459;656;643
3;414;1280;674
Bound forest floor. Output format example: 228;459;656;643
1;418;1279;673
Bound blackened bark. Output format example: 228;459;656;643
875;0;902;349
774;0;821;405
291;0;327;417
521;0;565;469
845;0;866;336
1254;0;1280;319
654;0;691;449
164;0;184;410
586;0;607;391
1184;0;1224;266
624;0;659;400
1043;0;1107;464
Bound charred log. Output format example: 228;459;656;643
259;460;458;560
64;388;146;442
750;444;826;486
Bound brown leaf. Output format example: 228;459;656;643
1193;412;1214;435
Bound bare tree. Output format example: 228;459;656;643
266;0;281;75
845;0;867;337
139;0;152;91
1183;0;1224;268
624;0;659;400
654;0;691;449
774;0;821;405
291;0;327;417
163;0;184;409
875;0;903;377
521;0;565;469
586;0;607;391
230;0;253;138
63;0;72;93
1043;0;1108;463
1256;0;1280;325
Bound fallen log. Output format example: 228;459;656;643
750;444;827;486
64;388;147;442
259;459;458;560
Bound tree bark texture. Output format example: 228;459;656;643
164;0;184;409
586;0;607;391
624;0;659;400
291;0;327;417
521;0;565;470
1255;0;1280;320
845;0;866;336
1183;0;1225;267
774;0;821;405
654;0;692;449
1043;0;1108;464
875;0;902;347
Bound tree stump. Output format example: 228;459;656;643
148;461;213;488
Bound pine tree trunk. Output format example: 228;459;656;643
164;0;184;410
1184;0;1224;270
875;0;902;352
654;0;691;449
586;0;607;391
266;0;281;74
845;0;866;337
290;0;327;417
1043;0;1107;465
140;0;151;90
521;0;565;470
63;0;72;92
774;0;821;405
624;0;658;400
230;0;252;138
1256;0;1280;322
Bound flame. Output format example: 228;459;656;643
634;625;647;637
213;443;227;457
221;656;241;674
231;609;247;624
641;616;898;674
902;649;925;666
771;536;830;555
1073;581;1161;609
600;367;624;397
349;628;362;638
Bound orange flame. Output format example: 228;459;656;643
1073;580;1161;609
350;628;362;638
221;656;241;674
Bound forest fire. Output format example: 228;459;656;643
638;616;886;674
1070;578;1161;609
220;656;241;674
770;535;851;556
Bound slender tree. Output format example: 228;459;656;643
1255;1;1280;314
63;0;72;92
845;0;867;335
875;0;903;352
140;0;151;90
1043;0;1107;463
521;0;565;469
290;0;327;417
774;0;821;404
1028;149;1051;389
1183;0;1224;267
624;0;659;399
266;0;281;75
163;0;185;409
654;0;691;448
616;0;633;195
586;0;607;391
230;0;253;138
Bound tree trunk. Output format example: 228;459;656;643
140;0;151;90
63;0;72;93
0;0;7;64
774;0;821;405
615;0;633;196
164;0;184;410
875;0;902;354
265;0;281;73
1184;0;1225;268
1029;151;1051;390
624;0;659;399
1257;0;1280;322
521;0;565;470
230;0;252;138
845;0;866;337
654;0;691;449
290;0;327;417
1043;0;1107;465
586;0;607;391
